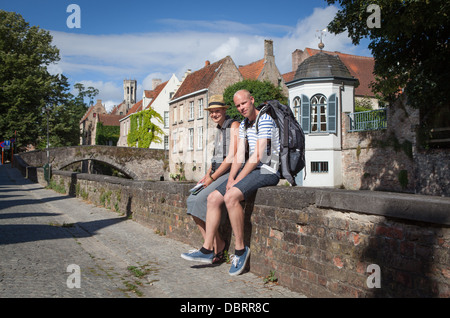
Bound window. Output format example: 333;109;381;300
172;132;177;153
164;135;169;150
188;128;194;150
292;96;301;122
311;161;328;173
189;101;194;120
300;93;337;134
311;94;327;132
179;105;184;123
197;126;203;150
173;107;177;124
164;111;169;128
198;99;204;119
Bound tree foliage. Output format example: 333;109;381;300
325;0;450;129
0;10;96;150
0;10;61;148
223;80;288;121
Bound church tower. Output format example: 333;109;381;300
123;79;137;110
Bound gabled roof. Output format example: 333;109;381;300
97;114;124;126
172;57;229;100
145;80;168;110
239;59;265;80
119;80;169;122
306;48;375;97
80;107;94;123
282;71;295;83
110;102;125;115
80;100;106;123
126;100;144;116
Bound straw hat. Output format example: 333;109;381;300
205;95;229;110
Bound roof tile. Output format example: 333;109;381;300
307;48;375;97
239;59;265;80
172;57;229;100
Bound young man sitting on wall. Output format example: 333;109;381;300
181;89;280;276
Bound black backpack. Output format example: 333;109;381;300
254;100;306;186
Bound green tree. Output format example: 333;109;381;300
223;80;288;121
127;108;164;148
37;77;97;149
0;10;61;149
73;83;99;107
325;0;450;130
1;11;98;150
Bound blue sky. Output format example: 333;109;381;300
1;0;372;111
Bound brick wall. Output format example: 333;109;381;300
29;166;450;298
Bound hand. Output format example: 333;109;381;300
203;176;213;188
198;175;208;184
226;178;238;191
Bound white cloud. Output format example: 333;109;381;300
275;6;358;73
103;100;119;113
50;5;367;108
73;80;123;112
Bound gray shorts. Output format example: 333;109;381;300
215;168;279;201
186;173;230;222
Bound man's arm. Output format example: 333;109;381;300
206;121;239;186
226;137;268;190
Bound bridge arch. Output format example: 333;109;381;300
17;146;168;181
57;158;137;180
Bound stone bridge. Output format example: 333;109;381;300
16;146;168;181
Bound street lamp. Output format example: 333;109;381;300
44;106;51;183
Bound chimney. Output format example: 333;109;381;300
152;78;162;90
292;49;303;72
181;69;191;82
205;60;210;67
264;39;274;58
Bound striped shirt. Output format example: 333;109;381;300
239;113;280;174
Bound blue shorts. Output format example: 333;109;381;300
215;168;279;201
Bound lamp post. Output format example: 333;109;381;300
44;107;51;184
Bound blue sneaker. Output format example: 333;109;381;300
181;249;214;263
229;247;250;276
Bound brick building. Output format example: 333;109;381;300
239;39;288;96
169;56;243;180
79;99;108;145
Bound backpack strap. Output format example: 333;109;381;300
221;117;235;159
213;116;236;158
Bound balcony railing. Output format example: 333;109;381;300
348;109;387;132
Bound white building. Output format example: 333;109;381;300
286;51;359;187
118;74;181;149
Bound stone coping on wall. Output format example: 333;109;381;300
46;168;450;227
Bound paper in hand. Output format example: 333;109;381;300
189;183;204;195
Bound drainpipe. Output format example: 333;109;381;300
339;82;345;151
204;91;209;174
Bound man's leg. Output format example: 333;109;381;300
181;180;228;263
203;190;226;252
223;186;250;276
223;187;245;250
191;215;206;239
